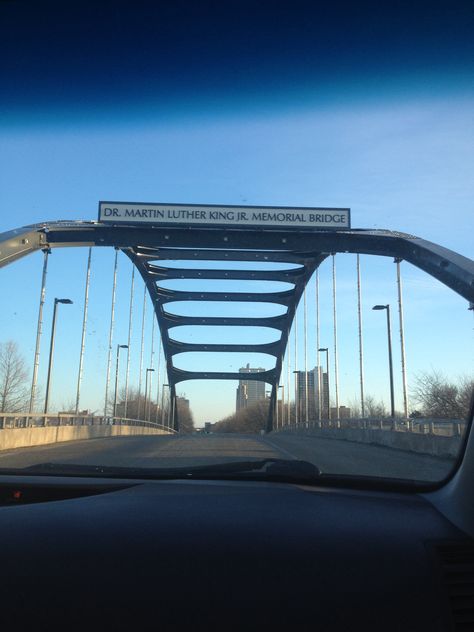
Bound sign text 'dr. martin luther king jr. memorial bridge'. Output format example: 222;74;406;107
98;201;351;230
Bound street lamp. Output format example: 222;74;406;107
144;368;155;421
113;344;128;418
318;348;330;420
44;298;73;414
372;304;395;418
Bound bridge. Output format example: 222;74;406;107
1;205;473;479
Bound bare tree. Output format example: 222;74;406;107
114;387;196;432
116;387;156;421
176;397;195;434
364;395;387;418
412;371;473;419
347;397;361;418
0;341;29;412
214;399;270;434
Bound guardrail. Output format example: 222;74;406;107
276;417;466;437
0;413;176;434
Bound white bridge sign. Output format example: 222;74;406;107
98;201;350;230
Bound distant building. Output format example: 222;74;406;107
330;405;351;420
295;367;329;419
236;364;266;411
176;396;190;414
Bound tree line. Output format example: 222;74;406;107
213;371;473;433
0;340;471;431
0;340;195;432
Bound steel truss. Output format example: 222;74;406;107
1;221;473;432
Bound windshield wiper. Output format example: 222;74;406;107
6;458;321;483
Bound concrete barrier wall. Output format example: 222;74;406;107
0;425;170;451
276;426;463;458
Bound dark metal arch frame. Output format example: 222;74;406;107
1;221;473;432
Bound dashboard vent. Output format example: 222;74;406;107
437;542;474;631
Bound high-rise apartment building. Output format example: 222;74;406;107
295;366;329;419
236;364;266;411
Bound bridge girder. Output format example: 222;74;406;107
1;220;473;432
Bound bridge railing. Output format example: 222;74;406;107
0;413;176;434
277;417;466;437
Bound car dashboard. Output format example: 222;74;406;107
0;474;472;631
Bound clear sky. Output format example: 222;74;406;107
0;0;473;424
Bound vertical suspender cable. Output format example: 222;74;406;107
161;384;167;428
294;311;298;425
286;332;291;425
304;287;309;425
281;383;285;428
171;395;176;432
30;249;49;413
104;250;118;417
332;254;340;423
396;259;409;419
147;316;155;421
124;265;135;418
357;254;365;418
137;284;147;419
75;247;92;414
155;335;162;424
315;269;322;422
167;387;172;429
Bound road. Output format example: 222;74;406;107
0;432;454;481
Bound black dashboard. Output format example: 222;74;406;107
0;476;470;631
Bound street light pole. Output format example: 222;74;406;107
113;344;128;418
44;298;73;414
372;305;395;418
318;348;330;420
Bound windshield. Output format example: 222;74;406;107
0;0;473;486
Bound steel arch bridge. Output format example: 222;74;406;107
1;219;473;432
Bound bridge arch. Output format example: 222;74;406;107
1;220;473;431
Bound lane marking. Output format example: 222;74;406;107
259;436;301;460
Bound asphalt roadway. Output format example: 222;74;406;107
0;432;455;481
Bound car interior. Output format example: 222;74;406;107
1;2;473;631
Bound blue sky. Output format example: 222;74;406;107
1;96;473;424
0;0;473;424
